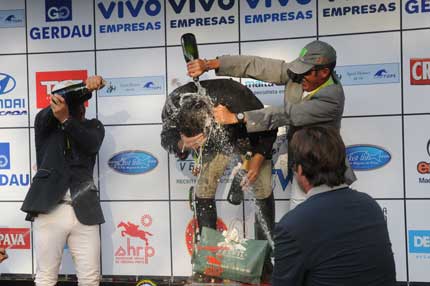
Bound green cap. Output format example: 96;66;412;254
289;40;337;75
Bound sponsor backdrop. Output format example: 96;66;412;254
0;0;428;283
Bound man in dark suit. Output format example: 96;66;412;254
273;126;396;286
21;76;105;286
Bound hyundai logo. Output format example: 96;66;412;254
0;73;16;95
108;150;158;175
346;145;391;171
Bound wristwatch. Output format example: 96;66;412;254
235;112;245;124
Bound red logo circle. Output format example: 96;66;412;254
185;218;227;256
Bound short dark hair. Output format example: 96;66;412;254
177;96;212;137
289;126;346;187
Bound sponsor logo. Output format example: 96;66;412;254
243;0;313;25
175;155;232;185
115;215;155;264
0;228;31;249
0;10;25;28
244;79;284;98
0;73;16;95
29;0;92;40
334;63;400;86
0;72;26;117
409;230;430;254
168;0;236;29
98;76;165;97
108;150;158;175
0;142;30;187
185;218;227;256
346;145;391;171
97;0;162;34
416;139;430;183
35;70;88;108
323;1;396;17
136;280;157;286
410;58;430;85
405;0;430;14
272;168;290;191
45;0;72;22
0;143;10;170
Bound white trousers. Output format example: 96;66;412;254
34;204;100;286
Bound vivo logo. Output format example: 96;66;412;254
108;150;158;175
0;73;16;95
409;230;430;254
168;0;235;14
346;145;391;171
98;0;161;19
246;0;311;9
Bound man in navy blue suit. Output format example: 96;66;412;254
273;126;396;286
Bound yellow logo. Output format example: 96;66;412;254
136;279;157;286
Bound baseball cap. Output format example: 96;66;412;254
288;40;336;75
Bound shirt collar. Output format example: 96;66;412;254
307;183;349;198
302;75;334;100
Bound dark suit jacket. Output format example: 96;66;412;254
273;187;396;286
21;107;105;225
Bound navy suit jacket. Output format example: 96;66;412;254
21;107;105;225
273;187;396;286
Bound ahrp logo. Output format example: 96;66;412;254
0;73;16;95
410;58;430;85
45;0;72;22
346;145;391;171
0;143;10;170
108;150;158;175
185;218;227;256
35;70;88;108
0;228;31;249
115;215;155;264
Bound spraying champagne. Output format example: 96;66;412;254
227;152;252;205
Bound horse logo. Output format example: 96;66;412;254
117;221;153;246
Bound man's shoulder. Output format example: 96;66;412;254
84;118;104;128
314;81;344;99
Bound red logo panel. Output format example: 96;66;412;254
0;228;31;249
35;70;88;108
410;58;430;85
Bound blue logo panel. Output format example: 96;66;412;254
108;151;158;175
99;77;165;97
0;143;10;170
409;230;430;254
334;63;400;86
45;0;72;22
346;145;391;171
0;10;25;28
0;73;16;95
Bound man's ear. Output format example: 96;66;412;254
297;164;304;176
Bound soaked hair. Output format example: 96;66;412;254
289;126;346;187
177;95;212;137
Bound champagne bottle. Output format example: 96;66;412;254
227;152;252;205
181;33;199;63
52;82;92;106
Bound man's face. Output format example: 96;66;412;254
301;68;330;92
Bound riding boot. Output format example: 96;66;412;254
255;192;275;282
195;197;217;236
